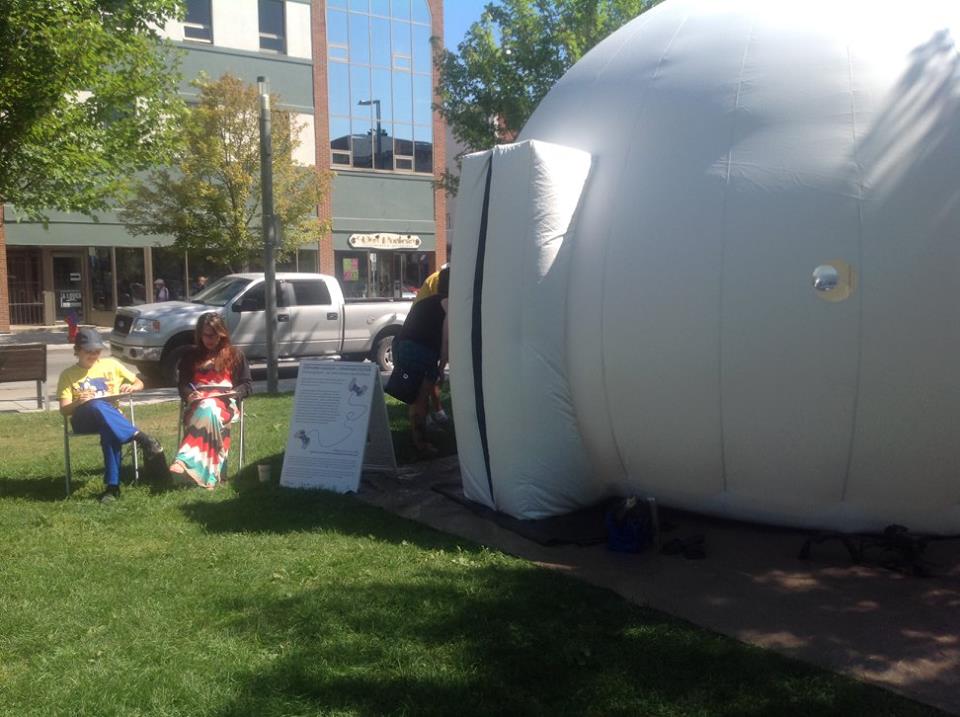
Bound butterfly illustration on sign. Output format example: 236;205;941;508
345;378;369;421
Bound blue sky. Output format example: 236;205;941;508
444;0;488;49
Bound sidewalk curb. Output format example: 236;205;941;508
0;326;111;350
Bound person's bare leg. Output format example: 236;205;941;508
411;379;436;453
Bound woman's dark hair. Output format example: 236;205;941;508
437;266;450;298
194;312;239;373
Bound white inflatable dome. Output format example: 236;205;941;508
449;0;960;534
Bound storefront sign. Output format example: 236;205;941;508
348;233;421;250
59;290;82;308
343;257;360;281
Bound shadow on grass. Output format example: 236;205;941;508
0;461;147;502
208;562;933;717
0;476;75;501
180;453;458;550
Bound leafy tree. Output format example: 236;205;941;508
435;0;660;188
120;74;331;271
0;0;185;218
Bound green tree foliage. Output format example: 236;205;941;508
120;74;331;271
436;0;660;177
0;0;184;218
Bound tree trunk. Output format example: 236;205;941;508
0;203;10;332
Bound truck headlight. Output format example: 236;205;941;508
130;318;161;334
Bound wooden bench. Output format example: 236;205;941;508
0;343;47;409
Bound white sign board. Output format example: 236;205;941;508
280;360;396;492
348;232;422;250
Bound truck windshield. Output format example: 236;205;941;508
191;278;252;306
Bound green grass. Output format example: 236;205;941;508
0;395;942;716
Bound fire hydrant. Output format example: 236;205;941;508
65;310;79;343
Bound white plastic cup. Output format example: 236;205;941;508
646;496;660;547
257;464;271;483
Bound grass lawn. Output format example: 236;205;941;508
0;394;943;717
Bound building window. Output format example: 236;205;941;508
88;247;114;312
259;0;286;54
116;248;146;307
184;0;213;43
327;0;433;173
152;247;187;301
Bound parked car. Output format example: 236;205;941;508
109;273;411;383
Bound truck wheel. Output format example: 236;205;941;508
374;335;395;373
160;344;192;386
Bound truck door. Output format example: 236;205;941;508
285;278;342;356
228;280;290;360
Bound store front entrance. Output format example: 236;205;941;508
52;253;84;321
337;250;431;299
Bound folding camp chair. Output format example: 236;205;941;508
62;394;140;497
175;397;245;479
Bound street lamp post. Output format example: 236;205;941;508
358;99;381;168
258;75;279;394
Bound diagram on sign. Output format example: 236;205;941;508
290;377;372;449
281;360;396;494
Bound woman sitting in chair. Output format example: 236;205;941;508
58;328;164;503
170;313;252;489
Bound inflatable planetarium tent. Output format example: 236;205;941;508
448;0;960;534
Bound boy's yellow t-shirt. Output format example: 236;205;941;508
57;358;138;403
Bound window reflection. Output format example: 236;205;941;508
352;117;374;168
392;0;410;20
330;117;351;151
413;73;431;125
414;124;432;173
327;10;348;45
393;72;412;123
328;62;350;116
371;17;391;66
411;0;430;24
392;19;411;57
372;68;393;119
327;0;432;173
350;65;371;108
349;12;369;64
412;24;431;73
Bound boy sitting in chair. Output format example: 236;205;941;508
58;328;164;502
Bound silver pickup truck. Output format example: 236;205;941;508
109;273;410;382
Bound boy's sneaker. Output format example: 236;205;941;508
431;409;450;425
99;485;120;503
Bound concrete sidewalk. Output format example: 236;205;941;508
0;324;112;350
360;458;960;715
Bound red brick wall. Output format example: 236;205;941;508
0;206;9;332
430;0;447;271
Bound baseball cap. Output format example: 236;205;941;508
75;327;106;351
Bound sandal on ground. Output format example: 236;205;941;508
415;442;440;458
661;534;705;558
